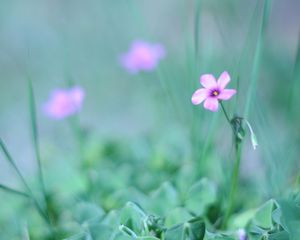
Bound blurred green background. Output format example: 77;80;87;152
0;0;300;238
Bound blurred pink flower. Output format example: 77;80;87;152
120;40;165;74
191;71;236;111
44;86;85;119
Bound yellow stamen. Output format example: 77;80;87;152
212;91;219;96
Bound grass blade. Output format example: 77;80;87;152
0;184;29;198
0;138;49;222
28;80;47;199
243;0;272;118
194;0;202;59
0;138;31;191
28;80;60;239
288;31;300;113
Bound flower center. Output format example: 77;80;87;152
211;89;220;97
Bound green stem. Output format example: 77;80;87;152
219;101;243;229
28;81;48;204
0;138;50;223
287;32;300;114
243;0;271;119
28;81;58;239
194;0;202;58
156;67;182;123
69;115;93;194
69;114;84;159
220;102;231;126
69;114;86;168
222;142;242;229
0;184;30;198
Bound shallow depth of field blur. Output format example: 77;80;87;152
0;0;300;239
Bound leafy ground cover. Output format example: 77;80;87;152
0;0;300;239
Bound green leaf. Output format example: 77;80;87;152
164;217;205;240
205;237;234;240
277;199;300;239
253;199;275;229
73;202;105;224
105;188;149;210
248;225;266;235
229;208;256;229
268;231;290;240
186;217;205;240
164;224;185;240
204;231;235;240
101;210;121;228
137;237;160;240
150;182;179;216
165;207;192;228
185;179;217;216
111;233;132;240
112;234;132;240
86;223;114;240
272;208;281;226
120;202;146;233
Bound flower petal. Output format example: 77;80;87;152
218;89;236;100
204;97;219;111
191;88;208;105
200;74;217;89
217;71;231;89
70;87;85;106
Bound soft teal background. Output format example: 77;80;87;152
0;1;299;238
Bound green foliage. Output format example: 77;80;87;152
0;0;300;239
247;194;300;240
165;217;205;240
252;199;275;229
2;130;300;239
185;178;217;216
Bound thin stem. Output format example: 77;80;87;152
222;142;242;229
197;113;219;177
0;138;49;223
0;184;30;198
219;101;243;229
69;114;85;168
156;67;183;123
287;31;300;114
25;53;58;239
243;0;271;119
194;0;202;58
28;80;47;200
28;81;58;237
69;114;94;194
220;101;231;126
0;139;31;193
64;82;85;162
119;225;138;238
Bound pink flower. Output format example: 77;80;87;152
120;40;165;74
43;86;85;119
191;71;236;111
